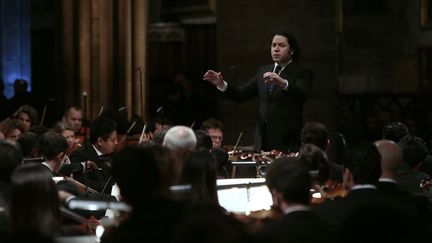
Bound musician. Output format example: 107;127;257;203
52;121;80;154
201;118;224;150
313;143;393;228
68;116;118;193
0;119;23;146
201;118;229;177
62;106;83;134
13;105;39;133
259;157;335;243
35;131;80;197
204;31;313;152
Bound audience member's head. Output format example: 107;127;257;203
299;143;330;184
398;135;428;169
163;126;197;180
112;145;161;207
201;118;224;149
0;141;22;183
12;79;28;95
142;144;176;194
178;149;218;205
10;163;59;237
163;126;197;152
382;122;409;143
300;122;329;151
90;116;118;154
327;132;346;165
266;157;311;208
62;106;83;133
17;132;39;158
374;140;403;179
344;143;381;187
174;206;250;243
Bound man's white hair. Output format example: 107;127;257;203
162;125;197;152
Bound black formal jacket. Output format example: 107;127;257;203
69;140;113;193
223;62;313;152
259;210;335;243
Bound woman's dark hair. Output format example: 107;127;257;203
179;149;218;205
10;163;59;237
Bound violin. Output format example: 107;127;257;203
310;180;348;205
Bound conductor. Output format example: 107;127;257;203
204;31;313;152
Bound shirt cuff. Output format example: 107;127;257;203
282;79;289;90
217;81;228;92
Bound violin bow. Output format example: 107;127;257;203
138;123;147;144
190;121;196;129
98;106;104;117
232;132;243;155
118;121;137;145
40;105;47;126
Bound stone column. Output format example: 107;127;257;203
118;0;133;116
78;0;92;119
132;0;148;118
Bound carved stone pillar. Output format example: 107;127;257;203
78;0;92;119
132;0;148;118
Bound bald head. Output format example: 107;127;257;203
374;140;403;178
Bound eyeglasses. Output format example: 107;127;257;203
210;136;223;141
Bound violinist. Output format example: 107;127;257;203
68;116;118;193
259;157;335;243
313;143;385;227
54;122;98;177
53;122;80;154
204;31;313;152
201;118;229;177
13;105;39;133
62;105;85;144
36;132;81;197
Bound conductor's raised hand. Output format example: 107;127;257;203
203;70;224;89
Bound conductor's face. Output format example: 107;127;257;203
271;35;293;64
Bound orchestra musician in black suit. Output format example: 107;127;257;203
258;157;335;243
204;31;313;152
67;116;118;193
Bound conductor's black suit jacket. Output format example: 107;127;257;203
223;62;313;151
